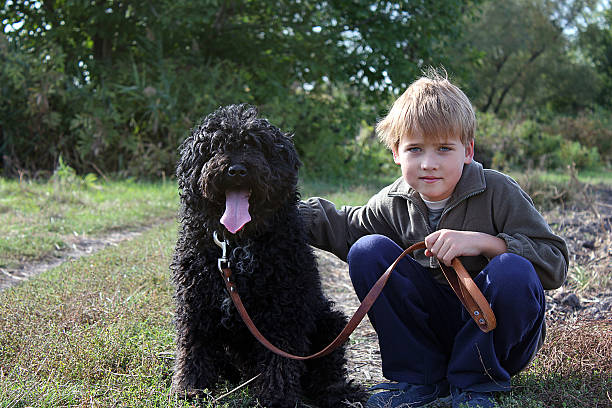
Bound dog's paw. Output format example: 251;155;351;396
312;380;369;407
171;384;213;402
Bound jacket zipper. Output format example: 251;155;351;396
438;189;485;229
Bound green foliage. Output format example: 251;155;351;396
0;0;481;178
67;58;254;178
50;156;99;189
1;0;610;178
558;141;601;170
260;86;392;179
0;37;254;177
0;37;74;174
2;0;481;98
544;108;612;163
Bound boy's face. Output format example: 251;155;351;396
392;132;474;201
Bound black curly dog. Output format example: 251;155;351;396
171;104;365;407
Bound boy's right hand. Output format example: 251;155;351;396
425;229;507;266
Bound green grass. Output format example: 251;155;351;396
516;167;612;186
0;178;178;268
0;222;176;406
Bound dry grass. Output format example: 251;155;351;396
504;318;612;407
536;319;611;377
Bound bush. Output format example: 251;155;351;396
3;32;608;180
0;39;74;176
0;39;387;181
545;108;612;164
67;59;254;178
261;87;386;180
559;141;601;170
476;112;606;171
0;39;255;178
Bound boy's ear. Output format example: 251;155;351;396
392;146;401;165
464;140;475;164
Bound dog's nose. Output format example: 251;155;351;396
228;164;247;178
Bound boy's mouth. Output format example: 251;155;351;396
420;176;441;183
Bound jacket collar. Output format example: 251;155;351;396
387;161;486;208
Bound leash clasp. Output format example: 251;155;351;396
213;231;230;272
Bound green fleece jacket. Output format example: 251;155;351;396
300;161;568;290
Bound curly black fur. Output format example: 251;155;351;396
171;104;366;407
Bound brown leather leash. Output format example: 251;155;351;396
214;233;496;361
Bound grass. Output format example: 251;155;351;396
0;222;177;406
0;171;610;407
0;177;178;269
508;166;612;211
508;166;612;186
500;319;611;407
0;222;253;407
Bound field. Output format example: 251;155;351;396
0;172;610;407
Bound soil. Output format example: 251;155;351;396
0;186;610;388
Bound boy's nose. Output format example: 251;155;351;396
421;154;439;170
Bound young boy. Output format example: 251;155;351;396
299;71;568;408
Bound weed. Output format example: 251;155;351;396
50;156;99;190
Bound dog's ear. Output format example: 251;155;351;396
286;133;302;171
176;137;199;198
272;132;301;171
176;123;213;199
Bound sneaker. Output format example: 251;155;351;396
451;386;497;408
367;380;451;408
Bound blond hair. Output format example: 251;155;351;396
376;69;475;150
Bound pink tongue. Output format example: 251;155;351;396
221;190;251;234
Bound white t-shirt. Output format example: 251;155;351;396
420;195;450;230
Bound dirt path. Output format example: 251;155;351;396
315;248;385;386
0;227;150;291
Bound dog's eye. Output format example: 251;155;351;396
274;143;285;150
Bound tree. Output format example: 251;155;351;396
579;4;612;107
1;0;481;100
448;0;600;115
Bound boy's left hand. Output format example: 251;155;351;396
424;229;507;266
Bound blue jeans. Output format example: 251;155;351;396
347;234;545;392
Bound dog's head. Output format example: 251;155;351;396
177;104;301;237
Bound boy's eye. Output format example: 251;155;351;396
439;146;451;152
407;147;421;153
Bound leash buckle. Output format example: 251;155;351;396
213;231;230;272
